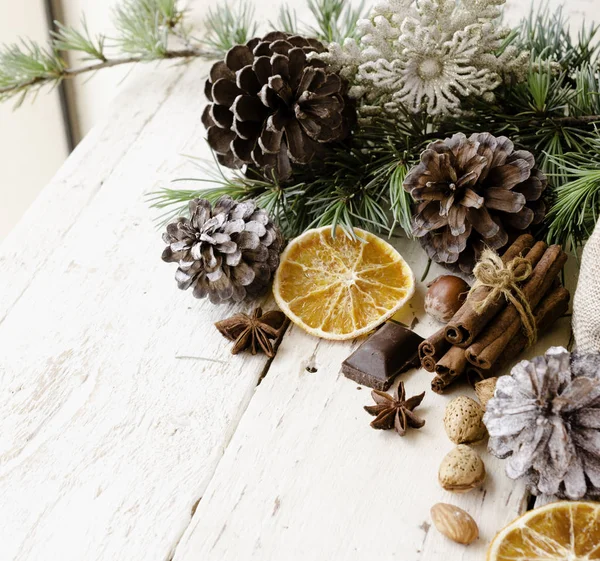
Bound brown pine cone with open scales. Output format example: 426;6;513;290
403;132;547;274
202;31;354;180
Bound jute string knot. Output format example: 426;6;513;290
469;248;537;346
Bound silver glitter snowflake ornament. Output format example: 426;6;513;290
321;0;529;116
484;347;600;500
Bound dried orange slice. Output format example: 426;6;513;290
487;501;600;561
273;226;414;340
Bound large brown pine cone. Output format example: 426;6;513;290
403;132;547;273
162;196;284;304
202;32;354;180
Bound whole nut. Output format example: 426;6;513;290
439;444;486;492
443;396;487;444
424;275;470;324
430;503;479;545
475;377;498;410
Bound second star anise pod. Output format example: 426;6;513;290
215;307;287;357
364;382;426;436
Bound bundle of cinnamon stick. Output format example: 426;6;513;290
418;234;570;393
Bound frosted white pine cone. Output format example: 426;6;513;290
484;347;600;500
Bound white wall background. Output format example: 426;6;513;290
0;0;597;241
0;0;68;240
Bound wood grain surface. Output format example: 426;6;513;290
0;1;592;560
0;60;277;561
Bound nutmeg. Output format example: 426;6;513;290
439;445;486;493
425;275;470;324
443;396;487;445
431;503;479;545
475;377;498;410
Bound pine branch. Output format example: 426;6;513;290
305;0;366;43
201;1;258;57
0;47;206;104
545;132;600;250
273;5;299;35
545;115;600;126
0;0;209;104
113;0;186;57
52;18;106;61
269;0;367;44
0;41;67;104
516;2;600;69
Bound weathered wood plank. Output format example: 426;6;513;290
173;235;573;561
0;58;276;561
0;62;187;324
0;1;591;560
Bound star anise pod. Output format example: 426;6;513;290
215;307;287;357
364;382;426;436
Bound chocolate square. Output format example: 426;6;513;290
342;322;424;390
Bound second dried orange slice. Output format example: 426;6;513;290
273;226;414;340
487;501;600;561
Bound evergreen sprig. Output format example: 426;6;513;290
202;1;258;56
274;0;366;44
152;114;430;239
437;7;600;247
516;3;600;70
52;19;106;61
0;41;66;104
0;0;206;104
545;132;600;252
305;0;366;43
113;0;184;57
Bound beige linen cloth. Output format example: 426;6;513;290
573;217;600;352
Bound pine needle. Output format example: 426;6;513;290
306;0;366;43
51;18;106;61
202;1;257;57
113;0;184;58
545;133;600;251
273;5;299;35
0;40;66;104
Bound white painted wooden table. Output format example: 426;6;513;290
0;1;595;559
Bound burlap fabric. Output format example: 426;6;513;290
573;218;600;352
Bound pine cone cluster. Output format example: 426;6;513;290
484;347;600;500
202;32;354;180
404;132;547;274
162;196;284;304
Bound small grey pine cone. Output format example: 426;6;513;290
162;196;284;304
484;346;600;500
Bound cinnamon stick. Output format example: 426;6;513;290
444;235;538;347
466;245;568;369
431;345;469;394
465;365;485;387
432;372;453;394
419;306;466;372
466;285;570;385
419;327;449;372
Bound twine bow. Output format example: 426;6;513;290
469;249;538;346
